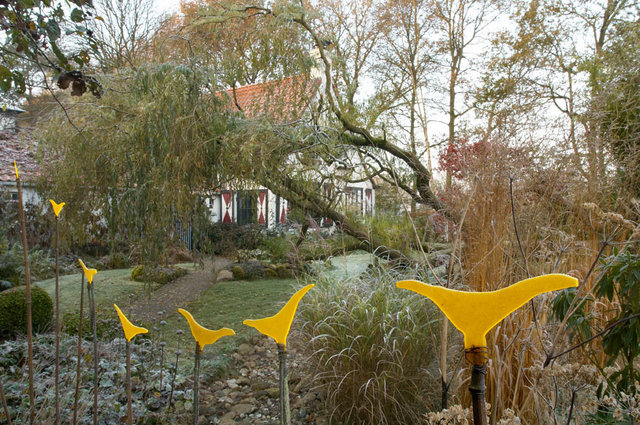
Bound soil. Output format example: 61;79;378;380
129;257;232;324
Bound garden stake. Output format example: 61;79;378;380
79;259;98;425
243;284;314;425
50;200;65;425
72;272;85;425
396;274;578;425
168;349;181;410
178;308;235;425
114;304;149;425
14;162;35;424
0;377;12;425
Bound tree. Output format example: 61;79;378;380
0;0;101;98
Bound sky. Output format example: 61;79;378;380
155;0;181;15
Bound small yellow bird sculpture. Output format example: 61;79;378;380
114;304;148;342
49;200;65;218
78;259;97;285
178;308;235;351
243;284;314;349
397;274;578;349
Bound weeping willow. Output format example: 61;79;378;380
38;64;231;260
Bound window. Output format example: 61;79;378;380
236;191;257;225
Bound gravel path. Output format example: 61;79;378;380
130;257;232;324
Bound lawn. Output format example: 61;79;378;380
35;263;200;314
161;278;298;356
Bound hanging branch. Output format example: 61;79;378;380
49;200;65;425
14;162;35;424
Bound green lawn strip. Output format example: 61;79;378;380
160;278;298;360
35;263;199;315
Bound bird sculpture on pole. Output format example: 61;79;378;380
397;274;578;425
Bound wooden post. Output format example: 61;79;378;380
15;164;35;424
73;273;85;425
54;217;60;425
277;343;291;425
193;342;201;425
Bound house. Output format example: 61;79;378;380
0;106;40;205
205;50;375;228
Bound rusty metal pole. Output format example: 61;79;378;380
0;377;12;425
126;341;132;425
193;342;201;425
73;273;85;425
466;348;488;425
15;167;35;424
278;343;291;425
54;217;60;425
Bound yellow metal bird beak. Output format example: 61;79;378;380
114;304;148;342
13;161;18;180
397;274;578;349
49;200;65;218
243;284;314;349
178;308;235;351
78;259;97;285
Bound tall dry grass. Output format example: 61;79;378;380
440;140;631;423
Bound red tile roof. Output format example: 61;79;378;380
0;129;38;183
222;75;321;120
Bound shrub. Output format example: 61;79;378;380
231;265;245;280
131;265;187;284
195;222;264;256
299;266;442;425
0;286;53;335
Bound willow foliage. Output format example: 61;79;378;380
38;64;230;258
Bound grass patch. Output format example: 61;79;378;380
161;278;297;357
35;262;200;315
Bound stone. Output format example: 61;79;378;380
231;403;257;416
218;412;237;425
226;378;239;389
238;344;253;356
266;387;280;398
217;269;234;282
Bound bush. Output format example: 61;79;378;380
231;265;245;280
299;266;442;424
195;222;264;256
0;285;53;335
99;252;131;270
131;265;187;284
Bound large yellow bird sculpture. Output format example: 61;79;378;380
114;304;148;341
397;274;578;349
178;308;235;351
243;284;314;349
78;259;97;285
49;200;65;218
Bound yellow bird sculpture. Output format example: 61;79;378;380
397;274;578;349
178;308;235;351
114;304;148;342
243;284;314;348
49;200;65;218
78;259;97;285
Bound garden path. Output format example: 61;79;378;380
129;256;232;324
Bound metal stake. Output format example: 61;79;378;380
466;348;488;425
193;342;201;425
54;217;60;425
278;343;291;425
126;341;132;425
0;377;12;425
15;168;34;424
73;273;85;425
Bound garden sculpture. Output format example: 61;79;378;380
397;274;578;425
79;258;99;425
14;162;35;424
49;199;65;425
178;308;235;425
243;284;314;425
114;304;148;425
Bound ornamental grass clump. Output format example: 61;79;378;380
299;266;444;425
